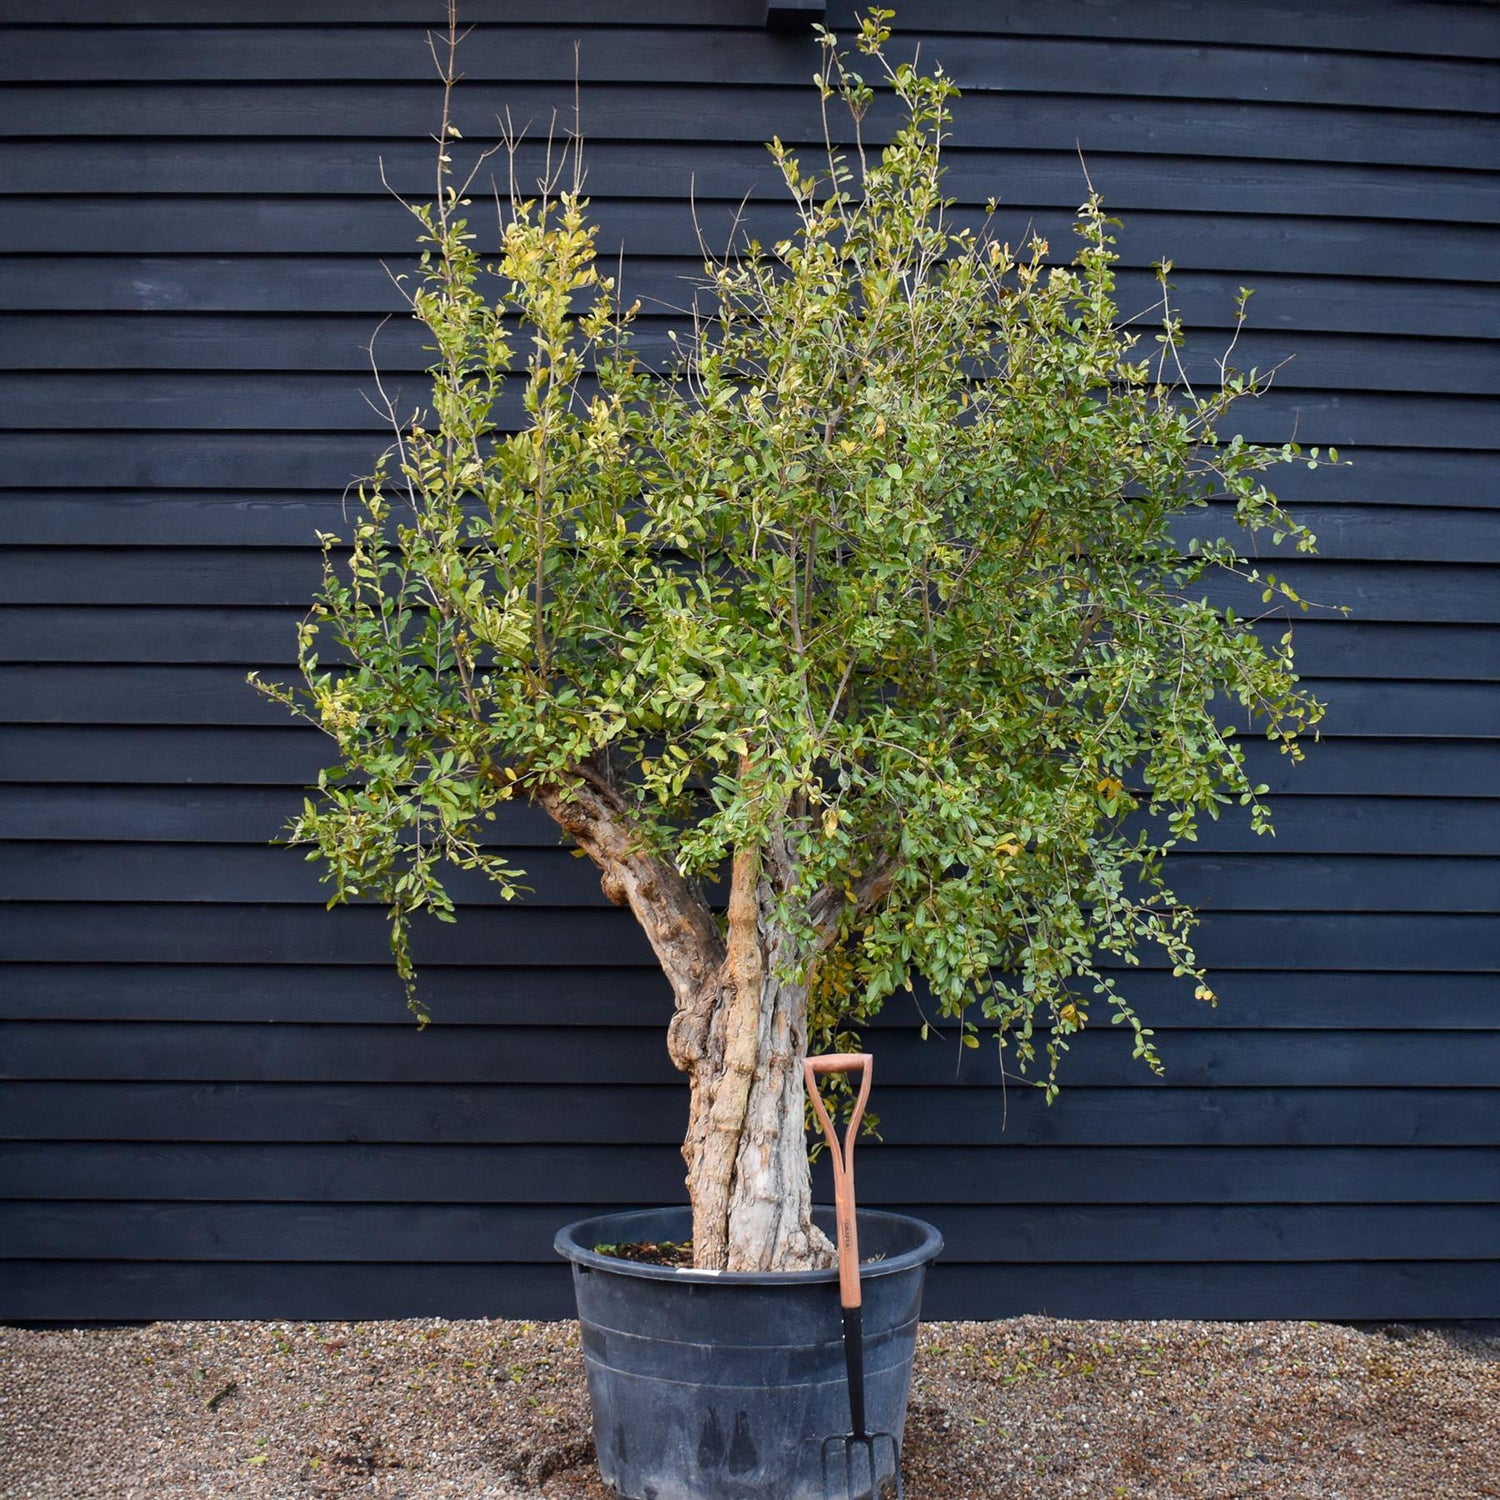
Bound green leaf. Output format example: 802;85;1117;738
257;14;1337;1102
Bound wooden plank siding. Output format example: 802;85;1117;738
1;0;1496;1323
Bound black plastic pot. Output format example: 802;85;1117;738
554;1205;943;1500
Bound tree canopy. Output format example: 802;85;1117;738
256;11;1331;1099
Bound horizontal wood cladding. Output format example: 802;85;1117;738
13;319;1500;397
7;1202;1499;1265
6;668;1496;738
1;262;1492;342
4;447;1488;508
3;1258;1496;1324
6;965;1500;1030
6;616;1498;685
8;1142;1498;1205
6;1021;1500;1088
8;486;1499;551
0;152;1493;230
2;502;1492;562
3;904;1497;972
2;385;1493;453
3;730;1494;796
6;554;1498;619
5;787;1495;851
4;33;1496;112
3;103;1495;182
2;1;1496;1323
6;845;1497;915
7;201;1497;277
9;1081;1498;1146
0;1;1494;59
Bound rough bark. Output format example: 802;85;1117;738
682;843;765;1269
531;763;724;1004
676;849;834;1272
720;927;831;1271
809;850;899;951
534;762;834;1273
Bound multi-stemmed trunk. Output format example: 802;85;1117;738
536;767;837;1273
668;847;832;1271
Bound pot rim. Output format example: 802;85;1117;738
554;1204;943;1286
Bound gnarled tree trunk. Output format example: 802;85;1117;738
668;846;832;1271
537;766;833;1273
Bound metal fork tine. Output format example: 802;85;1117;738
883;1431;904;1497
821;1433;902;1500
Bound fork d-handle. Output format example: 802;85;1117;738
805;1052;875;1434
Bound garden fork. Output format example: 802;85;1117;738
805;1052;903;1500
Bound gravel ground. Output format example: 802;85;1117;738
3;1315;1497;1499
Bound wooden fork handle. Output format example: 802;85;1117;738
804;1053;874;1310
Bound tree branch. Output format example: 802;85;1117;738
808;850;900;953
528;762;725;1008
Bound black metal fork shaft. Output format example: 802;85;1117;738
842;1305;867;1435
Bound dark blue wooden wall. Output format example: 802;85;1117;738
2;0;1497;1323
